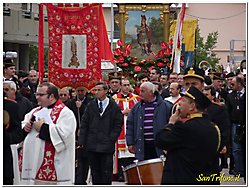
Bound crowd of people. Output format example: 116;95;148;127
3;56;246;185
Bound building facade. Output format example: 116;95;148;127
3;3;246;72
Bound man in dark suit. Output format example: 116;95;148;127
226;76;246;178
66;86;92;185
78;81;122;185
4;95;25;185
155;86;220;184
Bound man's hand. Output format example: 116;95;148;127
169;108;180;124
122;107;130;116
33;118;45;132
76;100;82;108
219;145;227;154
23;122;33;133
77;145;84;149
128;145;135;154
77;129;80;137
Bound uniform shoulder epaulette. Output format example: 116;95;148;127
4;97;17;103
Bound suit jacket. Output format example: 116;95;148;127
226;89;246;125
78;97;122;153
4;98;25;180
67;96;92;157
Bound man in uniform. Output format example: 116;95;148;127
183;67;230;172
203;85;230;171
3;58;20;90
155;86;220;184
212;72;228;103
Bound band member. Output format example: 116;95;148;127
155;86;220;184
203;85;230;171
3;58;20;90
211;72;228;103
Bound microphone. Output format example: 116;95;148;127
30;115;36;124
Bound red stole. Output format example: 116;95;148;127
34;100;65;182
18;107;42;173
113;93;140;150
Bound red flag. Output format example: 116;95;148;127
41;3;113;90
38;3;44;84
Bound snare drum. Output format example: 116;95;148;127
122;157;165;185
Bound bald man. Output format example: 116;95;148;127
126;82;172;160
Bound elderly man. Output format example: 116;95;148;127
4;95;24;185
3;81;33;121
21;82;76;185
126;81;172;160
155;86;220;184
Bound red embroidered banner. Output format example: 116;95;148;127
43;3;113;90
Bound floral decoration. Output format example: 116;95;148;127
113;39;184;77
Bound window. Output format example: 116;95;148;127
22;3;32;19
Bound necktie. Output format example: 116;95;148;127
99;101;103;113
237;91;242;99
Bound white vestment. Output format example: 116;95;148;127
20;105;76;185
164;95;181;105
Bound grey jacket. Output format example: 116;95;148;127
126;94;172;160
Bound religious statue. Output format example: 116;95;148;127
68;36;80;68
137;15;152;56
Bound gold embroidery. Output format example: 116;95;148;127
214;124;221;152
187;112;203;120
113;95;139;102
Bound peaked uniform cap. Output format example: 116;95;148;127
183;67;205;81
108;71;122;81
180;85;211;109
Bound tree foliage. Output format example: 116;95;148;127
194;26;220;70
149;17;164;45
29;45;48;71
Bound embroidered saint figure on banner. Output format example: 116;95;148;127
39;4;113;89
68;36;80;68
62;35;87;69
